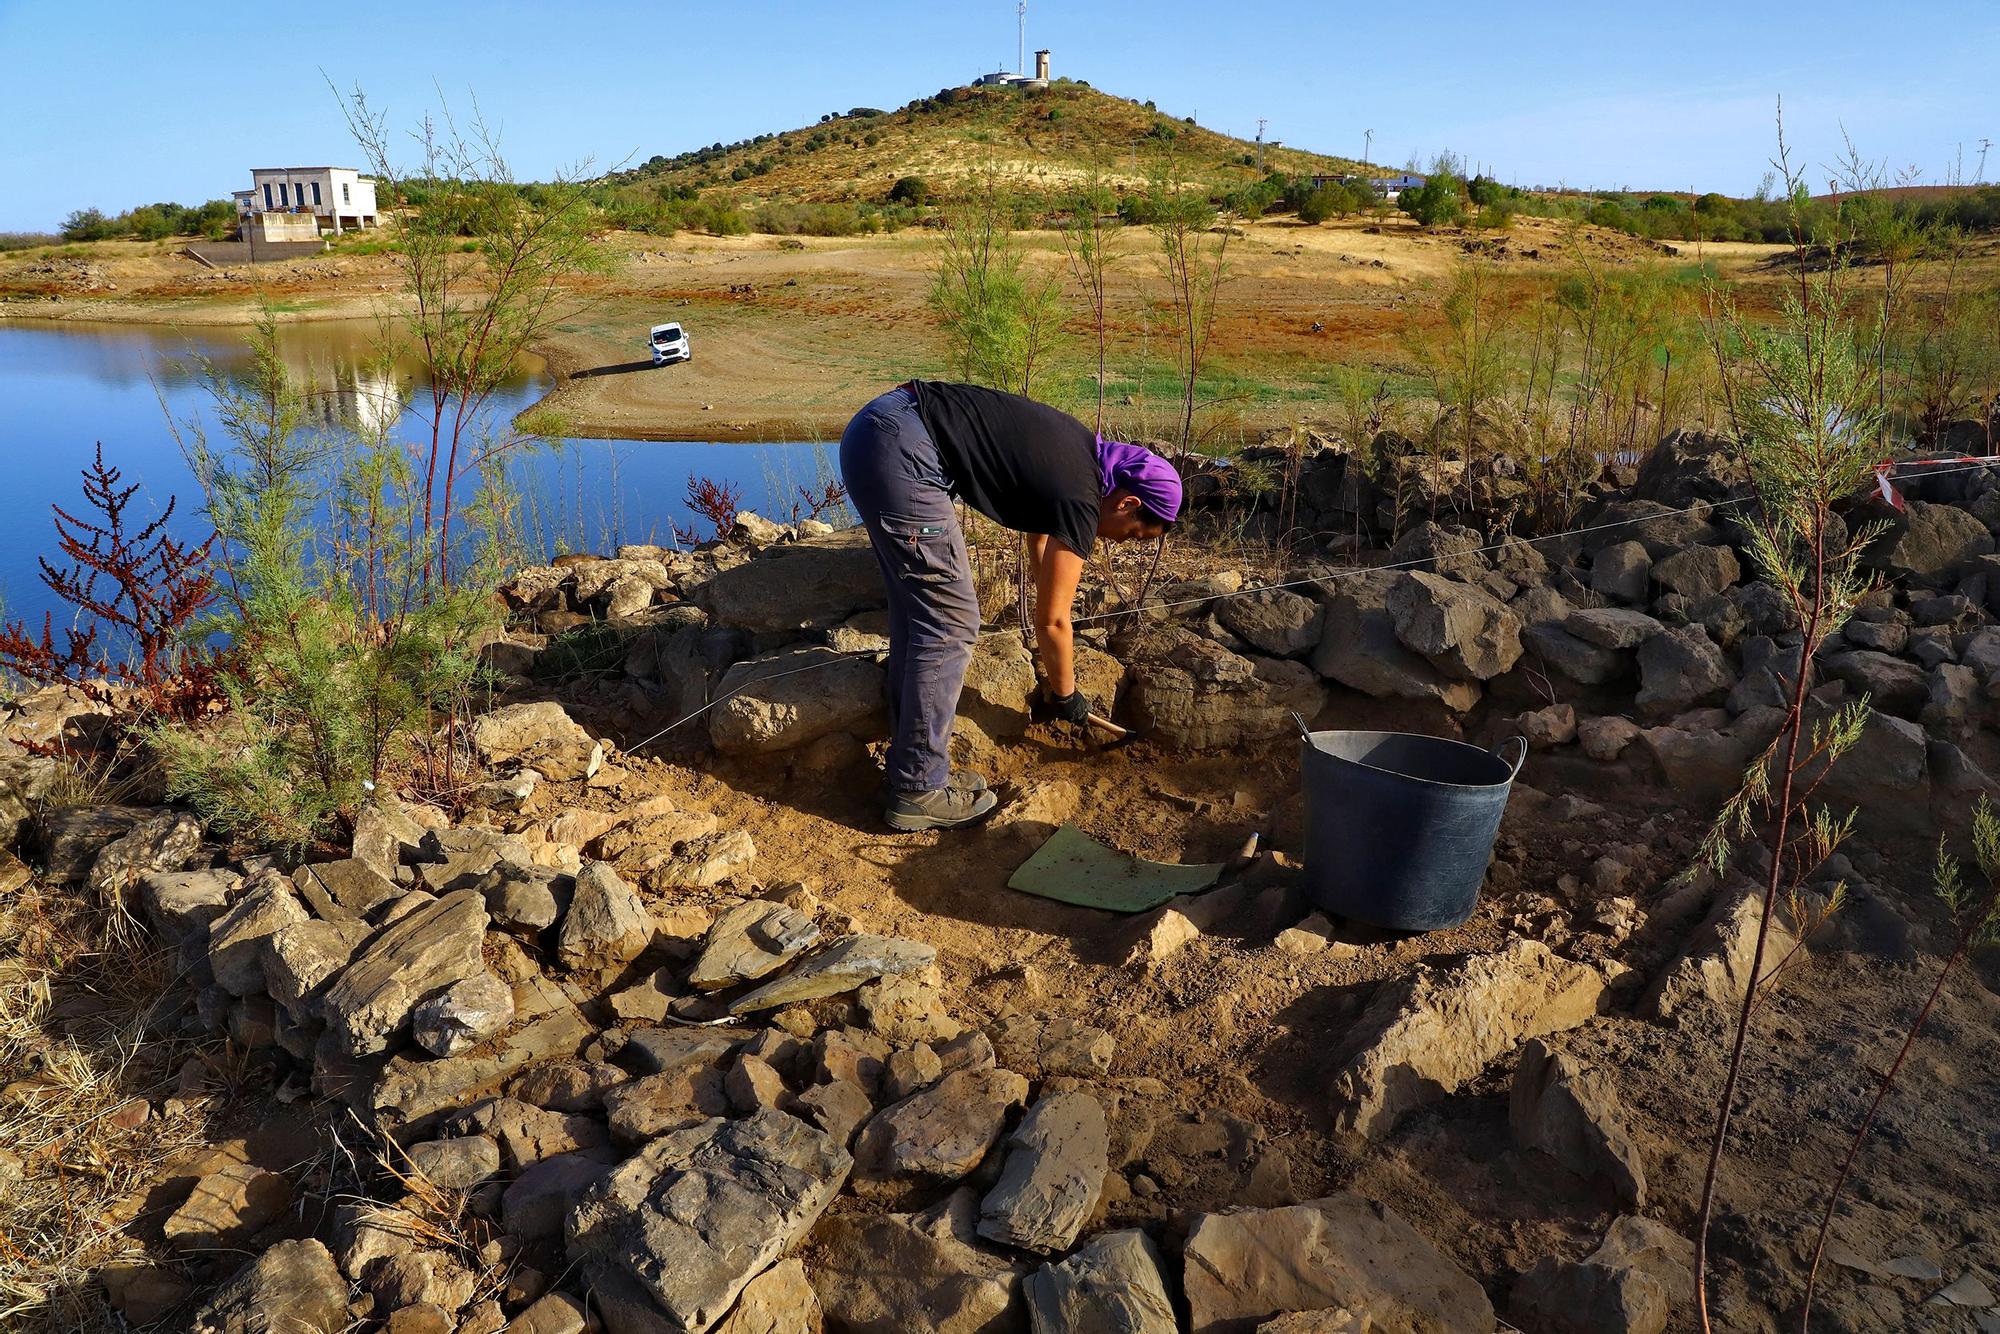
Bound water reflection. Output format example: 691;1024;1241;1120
0;320;840;632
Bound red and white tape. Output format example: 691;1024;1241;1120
1873;452;2000;512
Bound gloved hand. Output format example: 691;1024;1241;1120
1045;687;1094;726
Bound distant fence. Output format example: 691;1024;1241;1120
185;240;327;266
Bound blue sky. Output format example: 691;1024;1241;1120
2;1;1995;232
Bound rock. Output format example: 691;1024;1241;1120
795;1077;875;1146
163;1160;295;1253
1651;544;1740;599
460;1095;612;1170
1511;1215;1694;1334
513;1058;629;1112
100;1259;194;1326
958;632;1042;739
473;861;571;934
1591;541;1652;603
977;1090;1108;1253
855;1065;1031;1182
812;1188;1026;1334
715;1258;823;1334
1387;571;1523;680
1578;717;1640;762
1182;1192;1494;1333
141;868;237;945
1565;608;1665;650
604;1064;733;1142
1640;884;1799;1021
730;934;937;1012
1310;576;1481;712
1331;940;1607;1138
1125;625;1326;749
1516;703;1577;749
293;858;402;921
190;1239;349;1334
1865;500;1993;587
34;803;154;883
884;1045;945;1102
318;889;487;1056
1509;1038;1645;1206
565;1110;852;1333
1924;662;1980;732
1521;621;1625;686
207;872;311;996
690;900;821;991
727;1053;790;1114
1634;625;1731;718
815;1027;891;1095
709;647;887;754
406;1134;501;1189
1727;635;1802;714
509;1293;588;1334
624;1026;747;1076
263;917;371;1018
860;975;963;1045
1388;522;1489;581
85;811;202;904
1218;588;1326;658
993;1015;1114;1078
503;1149;617;1241
1843;615;1909;654
412;972;515;1057
469;701;603;780
352;798;433;877
364;997;593;1134
1823;649;1928;719
693;526;886;633
557;862;653;971
1638;707;1784;802
1024;1228;1178;1334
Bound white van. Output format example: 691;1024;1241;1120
649;322;691;366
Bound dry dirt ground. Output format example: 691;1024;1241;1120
0;216;1778;443
528;659;2000;1334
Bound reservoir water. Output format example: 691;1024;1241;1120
0;319;843;633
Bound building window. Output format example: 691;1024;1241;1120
342;182;350;204
311;181;322;207
263;183;273;210
278;183;289;207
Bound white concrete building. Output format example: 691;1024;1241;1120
232;166;378;241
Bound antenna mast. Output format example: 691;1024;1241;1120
1017;1;1026;74
1257;117;1268;170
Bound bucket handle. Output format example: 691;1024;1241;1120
1491;735;1529;779
1288;710;1313;742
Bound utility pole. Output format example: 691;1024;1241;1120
1257;117;1268;170
1017;1;1026;75
1363;128;1374;167
1981;138;1994;184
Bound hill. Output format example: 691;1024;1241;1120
611;79;1370;205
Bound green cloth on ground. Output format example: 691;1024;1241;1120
1006;823;1225;913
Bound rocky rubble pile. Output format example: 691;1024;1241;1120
488;435;2000;842
28;764;1558;1334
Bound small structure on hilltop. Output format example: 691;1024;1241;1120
231;165;379;242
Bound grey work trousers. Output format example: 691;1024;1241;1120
838;386;982;794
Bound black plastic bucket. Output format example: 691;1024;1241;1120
1298;726;1527;932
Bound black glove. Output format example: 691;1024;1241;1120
1046;688;1094;725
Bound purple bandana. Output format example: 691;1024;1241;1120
1094;437;1183;523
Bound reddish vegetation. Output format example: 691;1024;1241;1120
0;444;217;726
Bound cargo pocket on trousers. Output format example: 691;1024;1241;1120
879;518;962;586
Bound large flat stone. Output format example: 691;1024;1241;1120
1024;1228;1178;1334
729;934;936;1012
811;1188;1026;1334
977;1090;1108;1254
566;1109;851;1334
1330;940;1607;1139
320;889;488;1055
1182;1193;1494;1333
854;1065;1029;1184
689;901;820;992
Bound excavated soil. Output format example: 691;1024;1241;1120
534;671;2000;1333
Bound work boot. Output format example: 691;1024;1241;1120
885;784;999;832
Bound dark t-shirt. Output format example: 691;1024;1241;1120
909;381;1101;557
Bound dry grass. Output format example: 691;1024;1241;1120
0;876;217;1331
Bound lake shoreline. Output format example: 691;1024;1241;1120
1;294;845;444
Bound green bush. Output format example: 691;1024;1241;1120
1298;187;1339;224
1400;164;1466;228
889;175;931;206
61;208;112;241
